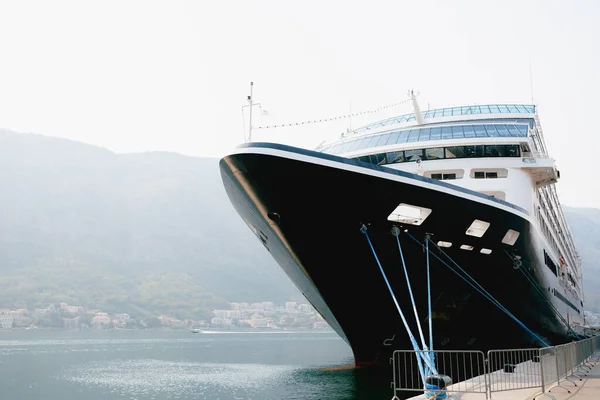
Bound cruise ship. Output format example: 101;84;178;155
219;94;584;366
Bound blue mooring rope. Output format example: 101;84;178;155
360;225;437;382
405;232;549;347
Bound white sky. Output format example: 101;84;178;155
0;0;599;207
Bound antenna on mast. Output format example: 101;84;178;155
528;56;535;104
242;82;263;143
248;82;254;142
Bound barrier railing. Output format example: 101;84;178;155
487;348;542;394
390;335;600;400
391;350;488;398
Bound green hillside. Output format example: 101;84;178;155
0;129;300;320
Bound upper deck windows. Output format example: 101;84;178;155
355;144;520;166
322;124;529;155
352;104;535;134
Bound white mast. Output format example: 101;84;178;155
410;90;424;125
248;82;254;142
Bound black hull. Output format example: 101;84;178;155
220;143;573;366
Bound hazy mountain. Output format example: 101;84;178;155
0;129;300;320
0;128;599;320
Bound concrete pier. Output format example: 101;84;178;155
406;360;600;399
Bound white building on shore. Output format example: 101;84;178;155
0;315;14;329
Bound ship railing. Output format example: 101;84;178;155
522;150;545;159
390;335;600;400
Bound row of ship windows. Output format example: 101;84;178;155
354;145;521;166
428;170;506;181
544;252;582;313
324;124;528;154
354;116;536;134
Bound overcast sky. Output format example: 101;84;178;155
0;0;598;207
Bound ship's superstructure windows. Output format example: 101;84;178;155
355;145;520;167
350;104;535;134
466;219;490;238
544;250;558;276
431;173;456;180
322;124;529;155
471;169;508;179
426;169;464;180
387;203;432;226
426;148;444;160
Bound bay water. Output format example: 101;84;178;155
0;330;393;400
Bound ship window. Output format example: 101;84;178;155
418;128;431;141
407;129;420;142
369;153;386;165
466;219;490;238
425;148;444;160
441;127;453;139
366;135;382;149
425;169;464;180
437;241;452;248
386;151;404;164
502;229;520;246
405;149;424;162
543;250;558;276
463;126;476;138
387;203;432;226
495;125;510;137
430;127;442;140
484;125;499;137
354;137;372;150
347;139;364;152
445;146;466;158
397;130;410;143
387;131;400;145
480;248;492;255
464;145;485;158
471;169;508;179
474;125;487;138
452;125;464;138
484;145;501;157
376;134;392;147
460;245;474;251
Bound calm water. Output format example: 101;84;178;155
0;330;393;400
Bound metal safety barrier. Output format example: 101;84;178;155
391;350;488;398
487;348;543;394
390;335;600;400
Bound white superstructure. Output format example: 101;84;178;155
318;100;583;326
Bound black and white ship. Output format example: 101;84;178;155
220;91;584;366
